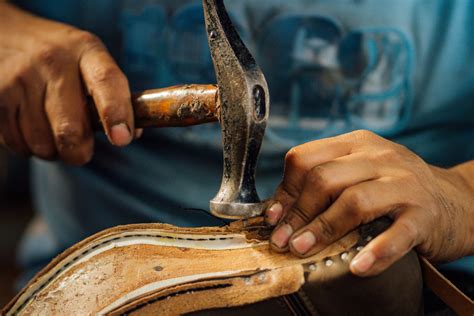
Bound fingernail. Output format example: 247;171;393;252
265;202;283;226
291;231;316;255
134;128;144;139
110;123;132;146
351;251;375;274
271;224;293;249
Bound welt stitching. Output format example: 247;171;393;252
14;235;363;315
13;233;235;314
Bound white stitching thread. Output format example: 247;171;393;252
12;232;235;315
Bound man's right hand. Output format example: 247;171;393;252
0;3;136;165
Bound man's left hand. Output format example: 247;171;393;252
265;130;474;276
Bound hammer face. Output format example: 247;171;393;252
210;201;266;220
203;0;269;219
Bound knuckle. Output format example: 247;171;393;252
74;31;102;49
12;66;33;85
307;166;335;193
54;122;88;150
352;129;377;142
306;168;325;189
36;44;66;76
280;180;300;200
284;147;298;163
36;44;61;65
99;104;116;120
391;171;419;193
371;148;398;162
344;204;362;219
372;240;403;262
371;245;394;261
90;65;121;85
340;189;366;217
287;204;312;225
285;147;305;170
314;216;335;241
98;94;130;123
372;221;419;261
397;220;419;246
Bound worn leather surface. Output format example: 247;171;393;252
3;217;423;315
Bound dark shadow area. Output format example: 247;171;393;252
0;148;33;307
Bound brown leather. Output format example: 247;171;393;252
421;257;474;316
3;217;423;315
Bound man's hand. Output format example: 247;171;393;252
265;130;474;276
0;3;136;164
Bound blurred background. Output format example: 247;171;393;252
0;149;32;306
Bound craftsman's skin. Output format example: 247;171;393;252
265;130;474;276
1;2;473;278
0;2;141;165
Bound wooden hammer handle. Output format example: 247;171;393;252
0;84;219;147
90;84;219;130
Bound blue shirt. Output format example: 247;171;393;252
12;0;474;276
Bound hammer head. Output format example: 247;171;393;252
203;0;270;219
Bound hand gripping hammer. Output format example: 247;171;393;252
10;0;270;219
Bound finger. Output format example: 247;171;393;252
18;67;56;159
79;44;133;146
281;130;379;188
270;153;379;250
268;130;385;226
266;137;353;225
45;68;94;165
0;83;30;156
288;177;404;256
350;210;421;276
265;201;284;226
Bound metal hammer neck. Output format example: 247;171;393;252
203;0;270;219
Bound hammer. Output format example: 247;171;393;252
35;0;271;219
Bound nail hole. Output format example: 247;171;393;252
153;266;164;272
